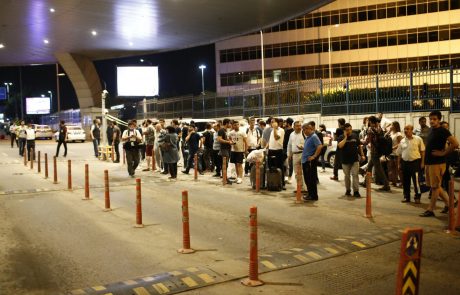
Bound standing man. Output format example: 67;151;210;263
420;111;459;217
122;120;142;177
301;123;323;201
9;123;17;148
287;121;307;193
25;123;36;161
142;119;155;171
201;123;214;172
112;121;121;163
212;122;222;177
91;119;101;158
283;118;294;184
330;118;345;181
268;118;285;189
365;116;391;191
396;125;425;203
229;121;248;184
55;120;68;157
261;117;273;148
17;120;27;156
107;121;114;146
244;118;261;176
217;119;233;176
337;123;365;197
182;125;203;175
415;116;430;146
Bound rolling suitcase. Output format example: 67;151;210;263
266;167;283;191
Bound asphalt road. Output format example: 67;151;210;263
0;139;459;295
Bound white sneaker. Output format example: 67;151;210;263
236;178;242;184
285;178;292;184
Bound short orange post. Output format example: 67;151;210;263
255;160;261;193
135;178;144;228
23;149;27;166
44;153;49;179
222;156;227;186
365;172;372;218
37;151;41;173
295;163;302;204
151;149;156;172
67;160;72;191
104;170;111;211
82;164;91;200
194;154;198;180
395;228;423;295
448;179;455;232
30;148;34;170
53;156;58;184
241;206;264;287
178;190;195;254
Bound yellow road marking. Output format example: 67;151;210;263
92;286;106;291
293;254;309;262
305;251;322;260
351;241;367;248
186;267;200;273
290;248;304;252
103;293;113;295
123;280;138;285
70;290;86;295
403;261;418;278
261;260;277;269
325;247;339;254
334;238;347;241
152;283;170;294
198;273;215;283
169;271;182;276
133;287;151;295
181;276;199;287
278;250;293;254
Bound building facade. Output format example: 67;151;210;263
215;0;460;94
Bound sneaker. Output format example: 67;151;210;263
142;168;150;172
401;199;411;203
213;174;221;178
419;210;435;217
377;186;391;192
181;170;189;175
345;190;351;196
236;178;242;184
330;176;339;181
353;191;361;198
441;206;449;214
302;195;318;201
244;173;249;177
285;178;292;184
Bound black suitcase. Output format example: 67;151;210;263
250;163;266;189
266;167;282;191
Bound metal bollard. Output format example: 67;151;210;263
44;153;49;179
241;206;264;287
194;154;198;181
255;160;261;193
67;160;72;191
104;170;112;211
365;172;372;218
135;178;144;228
82;164;91;200
53;156;58;184
295;163;302;204
37;151;41;173
222;156;227;186
178;191;195;254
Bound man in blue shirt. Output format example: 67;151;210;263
301;123;323;201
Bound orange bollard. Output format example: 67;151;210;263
395;228;423;295
104;170;112;212
44;153;49;179
135;178;144;228
448;179;455;232
67;160;72;190
365;172;372;218
82;164;91;200
30;148;34;170
222;156;227;186
123;149;126;165
23;149;27;166
152;149;156;172
255;160;261;193
53;156;58;184
295;164;302;204
37;151;41;173
194;154;198;181
241;206;264;287
178;190;195;254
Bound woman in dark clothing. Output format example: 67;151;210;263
162;126;180;180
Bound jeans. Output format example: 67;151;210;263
10;133;17;148
367;152;389;188
202;147;213;171
56;140;67;157
113;142;120;162
292;153;306;191
333;151;342;178
401;159;422;200
92;138;100;157
342;162;359;193
126;148;140;176
185;150;202;172
19;138;26;156
302;160;318;199
26;140;35;161
213;149;222;175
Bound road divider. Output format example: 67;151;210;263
178;190;195;254
222;157;227;186
37;151;41;173
241;206;264;287
30;148;34;170
194;154;198;181
448;179;455;233
23;149;26;166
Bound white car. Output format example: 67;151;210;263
54;125;86;142
32;124;54;139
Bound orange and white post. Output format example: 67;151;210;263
135;178;144;228
30;148;34;170
365;172;372;218
178;190;195;254
241;206;264;287
104;170;112;212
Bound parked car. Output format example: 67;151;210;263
32;124;54;139
54;125;86;142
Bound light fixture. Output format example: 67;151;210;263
0;43;4;49
91;30;97;36
49;8;55;13
199;65;206;70
43;39;49;44
140;58;144;62
41;94;45;97
57;73;66;76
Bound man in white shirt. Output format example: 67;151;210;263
17;120;27;156
122;120;143;177
229;121;248;184
244;118;261;176
268;118;285;189
287;121;307;192
9;124;17;148
396;124;425;203
25;123;36;161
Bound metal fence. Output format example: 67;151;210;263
138;67;460;119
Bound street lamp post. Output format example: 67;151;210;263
4;82;16;118
199;65;206;95
48;90;53;113
328;24;339;82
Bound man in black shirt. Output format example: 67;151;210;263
55;120;68;157
338;123;366;197
420;110;459;217
331;118;345;181
283;118;294;182
182;126;203;175
217;118;233;176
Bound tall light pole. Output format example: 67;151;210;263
260;30;265;118
328;24;339;82
47;90;53;113
199;65;206;95
4;82;12;98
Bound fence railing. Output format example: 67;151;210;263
137;67;460;119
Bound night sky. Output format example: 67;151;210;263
0;44;216;121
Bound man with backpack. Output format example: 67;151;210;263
365;116;391;191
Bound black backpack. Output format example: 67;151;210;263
376;131;392;157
